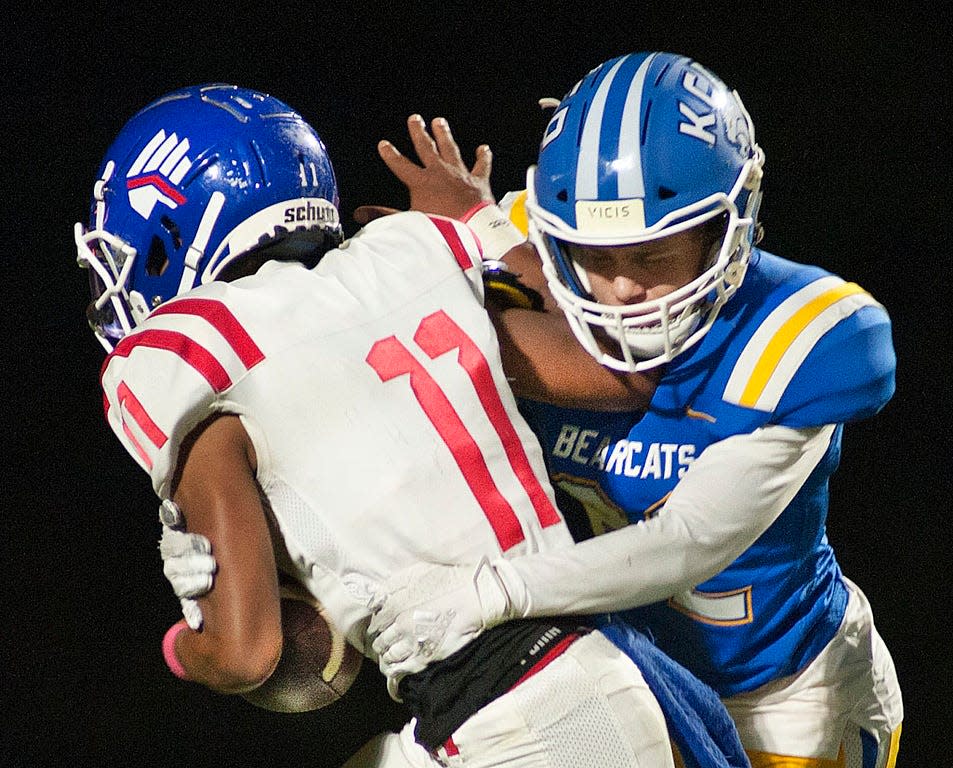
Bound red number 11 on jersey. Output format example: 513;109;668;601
366;309;561;552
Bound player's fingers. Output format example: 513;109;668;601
406;114;440;164
367;609;390;640
163;556;216;596
472;144;493;182
383;657;428;683
162;552;217;577
159;526;211;556
181;598;203;631
377;634;415;666
431;117;464;166
377;139;423;186
370;619;402;654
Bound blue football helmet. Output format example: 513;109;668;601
527;52;765;371
75;83;342;351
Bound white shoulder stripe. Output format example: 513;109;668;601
723;277;881;411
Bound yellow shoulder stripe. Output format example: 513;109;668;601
724;278;880;411
499;189;529;236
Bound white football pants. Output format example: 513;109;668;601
724;578;903;768
343;630;674;767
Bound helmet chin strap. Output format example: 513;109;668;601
93;162;114;226
177;191;226;295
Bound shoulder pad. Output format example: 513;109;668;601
100;295;266;496
721;276;895;425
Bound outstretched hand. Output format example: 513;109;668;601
357;114;495;224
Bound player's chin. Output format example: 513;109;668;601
241;587;363;713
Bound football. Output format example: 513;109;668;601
241;585;363;713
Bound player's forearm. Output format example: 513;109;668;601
501;423;835;616
163;415;283;692
494;308;658;411
167;616;281;693
489;242;658;410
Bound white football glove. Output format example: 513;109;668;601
367;557;529;699
157;499;216;630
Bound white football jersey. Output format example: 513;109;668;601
100;212;574;650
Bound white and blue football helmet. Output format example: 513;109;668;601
527;52;765;371
75;83;343;351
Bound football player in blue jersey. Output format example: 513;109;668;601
367;52;904;768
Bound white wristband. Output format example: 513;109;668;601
463;203;526;261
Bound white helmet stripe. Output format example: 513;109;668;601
575;55;629;201
616;53;657;199
128;129;167;176
160;136;190;177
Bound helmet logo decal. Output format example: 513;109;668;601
724;94;754;155
540;107;567;150
678;70;719;146
125;129;193;219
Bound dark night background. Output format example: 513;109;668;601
3;5;949;765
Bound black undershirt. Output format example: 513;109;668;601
399;618;590;751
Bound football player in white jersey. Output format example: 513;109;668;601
366;53;904;768
76;84;749;768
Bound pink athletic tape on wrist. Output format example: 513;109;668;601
461;201;491;222
162;619;190;680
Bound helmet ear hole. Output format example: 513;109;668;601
658;186;677;200
146;236;170;277
556;189;569;202
160;215;183;249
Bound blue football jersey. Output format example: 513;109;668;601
519;250;896;696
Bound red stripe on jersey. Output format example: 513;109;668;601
111;329;233;392
151;298;265;369
428;215;481;269
416;311;562;530
116;381;167;469
367;334;525;551
441;738;460;757
509;632;579;690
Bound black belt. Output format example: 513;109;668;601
399;618;590;751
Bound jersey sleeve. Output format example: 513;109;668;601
99;295;266;497
502;423;836;616
778;303;895;425
721;276;896;427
